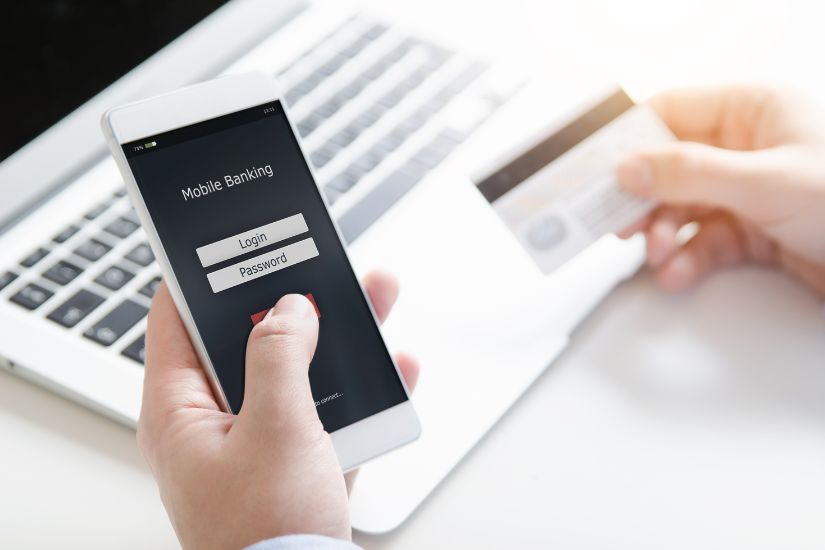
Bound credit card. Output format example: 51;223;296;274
474;88;675;274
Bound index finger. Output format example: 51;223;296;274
650;85;773;146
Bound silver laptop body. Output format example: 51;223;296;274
0;0;643;532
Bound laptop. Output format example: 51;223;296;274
0;0;644;533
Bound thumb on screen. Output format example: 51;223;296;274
239;294;320;429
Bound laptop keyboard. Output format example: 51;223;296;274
0;15;517;367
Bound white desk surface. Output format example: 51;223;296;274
3;269;824;549
3;0;825;548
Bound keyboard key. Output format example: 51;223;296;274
385;46;409;64
367;99;390;118
0;271;17;290
328;94;346;111
340;36;370;58
103;217;139;239
397;112;427;134
398;158;430;180
313;101;339;119
10;283;53;310
317;54;348;76
95;265;135;290
121;333;146;364
122;208;141;225
83;300;148;346
351;153;382;173
439;126;468;144
125;243;154;266
410;132;461;169
84;202;110;220
379;88;406;109
296;71;324;93
297;122;313;137
327;172;358;193
375;133;405;154
20;247;49;268
338;83;361;100
138;276;161;298
304;113;325;130
320;140;342;160
389;123;415;143
367;145;388;164
310;150;332;169
392;78;415;94
445;61;487;94
420;93;451;114
53;224;80;243
353;73;375;90
0;271;18;291
410;145;449;169
43;260;83;286
302;119;320;135
278;16;365;77
424;44;453;65
435;127;465;145
323;186;344;205
339;166;425;244
330;127;358;148
363;58;392;80
344;163;368;182
316;62;337;78
418;89;450;114
292;73;323;99
363;23;388;40
284;89;303;106
399;70;429;90
75;239;111;262
46;289;105;328
351;111;379;132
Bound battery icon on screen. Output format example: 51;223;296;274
144;141;157;149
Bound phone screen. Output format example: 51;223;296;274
122;100;407;432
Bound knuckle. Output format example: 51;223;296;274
664;146;693;174
251;314;304;340
249;314;317;367
660;144;707;187
752;85;784;110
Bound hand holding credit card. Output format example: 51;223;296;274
475;89;675;274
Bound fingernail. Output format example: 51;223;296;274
268;294;313;318
617;157;652;196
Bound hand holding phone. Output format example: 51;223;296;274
102;72;420;471
138;276;419;549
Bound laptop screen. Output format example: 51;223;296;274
0;0;231;164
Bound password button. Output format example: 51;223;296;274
206;237;319;293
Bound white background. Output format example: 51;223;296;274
3;0;825;548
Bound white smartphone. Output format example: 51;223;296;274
101;72;420;471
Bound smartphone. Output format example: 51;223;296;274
101;72;420;470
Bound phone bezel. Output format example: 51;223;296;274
101;71;420;471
